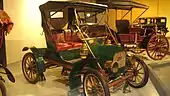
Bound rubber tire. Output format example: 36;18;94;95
22;52;38;84
128;56;149;88
0;80;6;96
83;68;110;96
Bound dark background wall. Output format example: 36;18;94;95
0;0;3;9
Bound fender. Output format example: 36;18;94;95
0;65;15;83
22;46;46;55
22;46;46;74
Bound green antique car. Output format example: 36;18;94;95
22;1;149;96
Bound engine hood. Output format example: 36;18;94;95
90;44;124;60
90;44;126;68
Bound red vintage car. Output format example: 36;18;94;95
97;0;169;60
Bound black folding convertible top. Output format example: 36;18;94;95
39;1;107;12
39;1;108;32
96;0;149;10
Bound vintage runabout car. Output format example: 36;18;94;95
22;1;149;96
97;0;169;60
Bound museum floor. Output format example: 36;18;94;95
4;44;170;96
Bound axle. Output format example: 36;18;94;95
108;73;134;88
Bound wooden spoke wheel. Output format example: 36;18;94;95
127;56;149;88
147;35;169;60
83;68;110;96
22;52;38;84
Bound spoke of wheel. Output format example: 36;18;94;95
92;77;98;86
26;59;29;66
137;74;143;80
93;77;98;86
27;58;31;66
25;66;29;72
153;51;157;59
152;50;157;59
136;75;143;83
132;61;136;69
137;67;143;71
32;71;35;79
27;70;31;78
28;57;31;63
132;76;136;82
149;40;156;44
96;91;103;96
87;90;93;95
148;47;155;51
86;86;92;91
136;63;142;71
31;69;35;79
129;76;133;82
87;79;93;87
89;77;95;86
33;72;36;79
30;70;33;79
148;48;154;53
135;76;140;83
95;86;102;90
158;50;162;59
151;50;157;58
86;79;93;89
156;51;160;59
26;62;30;68
26;70;30;75
134;76;137;83
86;85;93;90
138;72;144;74
136;62;140;70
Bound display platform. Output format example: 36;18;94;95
149;59;170;96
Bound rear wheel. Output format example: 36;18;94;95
83;68;110;96
0;80;6;96
127;56;149;88
147;35;169;60
22;52;38;84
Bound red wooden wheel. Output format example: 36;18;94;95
146;35;169;60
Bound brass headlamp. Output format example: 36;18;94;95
80;43;89;59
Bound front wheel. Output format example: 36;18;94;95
0;80;6;96
127;56;149;88
22;52;39;84
83;68;110;96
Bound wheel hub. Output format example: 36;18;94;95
133;68;138;76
